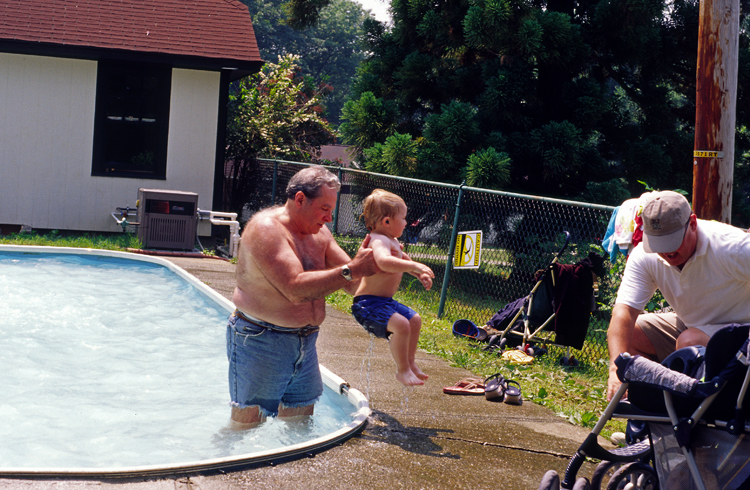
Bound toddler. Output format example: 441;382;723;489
352;189;435;386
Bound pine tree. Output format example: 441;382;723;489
335;0;750;203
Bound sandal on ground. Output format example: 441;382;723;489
478;324;501;337
442;377;485;395
503;380;523;405
484;373;506;401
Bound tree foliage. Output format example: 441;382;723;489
363;132;420;176
239;0;369;125
465;147;511;189
224;54;335;211
335;0;750;205
339;91;400;157
227;54;334;159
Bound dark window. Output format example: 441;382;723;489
92;61;171;179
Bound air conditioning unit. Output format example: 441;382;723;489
136;189;198;250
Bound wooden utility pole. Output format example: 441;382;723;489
692;0;740;222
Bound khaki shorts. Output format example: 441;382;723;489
637;312;727;361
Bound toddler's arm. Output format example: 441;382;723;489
402;252;434;289
371;235;434;277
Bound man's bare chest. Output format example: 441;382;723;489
291;237;327;271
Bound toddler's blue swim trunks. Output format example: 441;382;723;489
351;295;417;339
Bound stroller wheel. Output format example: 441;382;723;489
605;462;658;490
572;477;591;490
483;335;500;351
533;346;548;357
559;356;580;367
591;461;621;490
538;470;560;490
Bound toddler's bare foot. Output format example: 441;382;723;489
411;364;428;380
396;370;424;386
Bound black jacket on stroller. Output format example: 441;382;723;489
487;255;601;350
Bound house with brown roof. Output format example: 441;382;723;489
0;0;262;236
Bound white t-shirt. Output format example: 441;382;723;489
615;219;750;329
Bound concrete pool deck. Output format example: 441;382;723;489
0;255;611;490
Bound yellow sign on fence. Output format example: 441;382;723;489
454;230;482;269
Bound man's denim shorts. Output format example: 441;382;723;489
226;314;323;417
351;295;417;339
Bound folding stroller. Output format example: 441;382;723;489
489;231;603;362
537;323;750;490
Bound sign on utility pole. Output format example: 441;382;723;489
692;0;740;223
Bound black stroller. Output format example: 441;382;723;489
488;231;604;363
538;323;750;490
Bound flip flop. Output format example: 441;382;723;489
442;377;485;395
478;324;501;336
484;373;506;401
503;380;523;405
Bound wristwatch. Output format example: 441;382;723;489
341;264;353;281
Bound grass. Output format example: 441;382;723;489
0;229;142;250
1;230;624;438
328;276;625;440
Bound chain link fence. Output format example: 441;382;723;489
235;159;620;370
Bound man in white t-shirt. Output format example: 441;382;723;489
606;191;750;401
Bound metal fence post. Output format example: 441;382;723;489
271;160;279;205
333;167;342;234
438;181;465;318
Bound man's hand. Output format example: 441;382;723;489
348;234;380;279
606;304;641;401
607;366;623;402
361;233;372;250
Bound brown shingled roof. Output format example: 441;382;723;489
0;0;262;66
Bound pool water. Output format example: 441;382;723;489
0;249;364;472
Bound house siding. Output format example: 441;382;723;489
165;68;221;236
0;52;220;235
0;53;97;231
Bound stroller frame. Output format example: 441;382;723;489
497;231;577;355
538;324;750;490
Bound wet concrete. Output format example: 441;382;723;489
0;255;611;490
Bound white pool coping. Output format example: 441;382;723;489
0;245;371;478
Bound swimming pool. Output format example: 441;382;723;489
0;245;369;477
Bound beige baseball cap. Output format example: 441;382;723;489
641;191;692;253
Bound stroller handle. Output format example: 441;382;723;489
555;231;571;259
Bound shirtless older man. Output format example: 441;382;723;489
227;166;379;428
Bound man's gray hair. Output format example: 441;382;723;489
286;166;341;200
